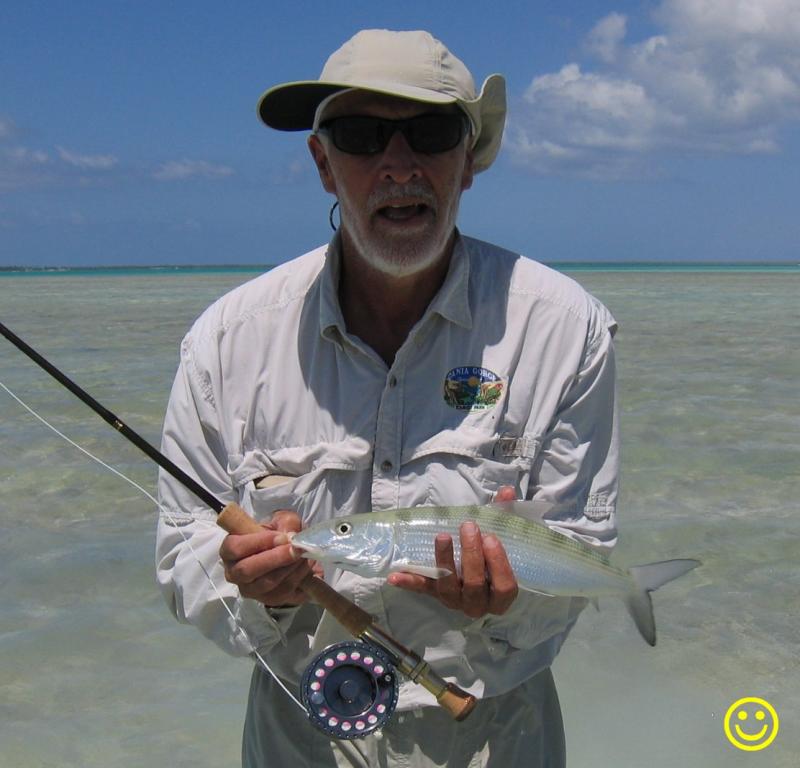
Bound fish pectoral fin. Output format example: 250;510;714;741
389;562;453;579
518;585;557;598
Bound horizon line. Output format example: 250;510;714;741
2;258;799;273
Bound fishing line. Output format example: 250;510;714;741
0;378;306;714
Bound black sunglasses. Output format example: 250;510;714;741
317;113;470;155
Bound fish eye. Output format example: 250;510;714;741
334;522;352;536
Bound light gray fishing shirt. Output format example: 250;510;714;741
156;232;619;708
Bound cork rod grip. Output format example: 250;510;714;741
217;502;264;535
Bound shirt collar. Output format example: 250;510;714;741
318;230;473;341
427;232;472;330
319;231;347;341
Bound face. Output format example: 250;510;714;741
308;92;475;278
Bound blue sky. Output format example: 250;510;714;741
2;0;799;266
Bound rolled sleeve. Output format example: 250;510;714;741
532;312;619;551
155;336;289;658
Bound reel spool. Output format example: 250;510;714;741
300;640;399;740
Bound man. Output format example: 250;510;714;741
157;29;618;767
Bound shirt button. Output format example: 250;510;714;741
388;376;397;388
380;460;393;472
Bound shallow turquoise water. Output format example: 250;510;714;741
1;268;797;766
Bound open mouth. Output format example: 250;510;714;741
377;203;430;222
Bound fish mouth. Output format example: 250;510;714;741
289;536;389;574
289;537;357;568
288;535;324;559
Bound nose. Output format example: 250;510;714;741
379;129;421;184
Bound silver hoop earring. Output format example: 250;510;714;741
328;200;340;231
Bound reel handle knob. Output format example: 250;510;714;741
438;683;478;721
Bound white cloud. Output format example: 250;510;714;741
153;159;234;181
0;146;54;192
655;0;800;44
586;12;627;63
6;147;49;164
525;64;663;133
509;0;800;177
0;124;123;190
57;146;118;170
1;143;120;192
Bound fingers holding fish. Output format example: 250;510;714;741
270;508;304;534
219;510;304;564
388;522;519;618
220;509;317;607
220;527;291;562
459;521;490;618
433;533;462;609
482;534;519;614
493;485;517;502
385;535;460;606
459;524;518;617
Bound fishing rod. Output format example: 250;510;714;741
0;320;476;737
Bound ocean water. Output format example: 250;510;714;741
1;265;798;767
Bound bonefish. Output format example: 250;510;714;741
290;502;700;646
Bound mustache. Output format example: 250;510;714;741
368;182;437;213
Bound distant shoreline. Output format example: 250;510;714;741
1;261;798;276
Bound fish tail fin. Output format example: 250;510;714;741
625;559;701;647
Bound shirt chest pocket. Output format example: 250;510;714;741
229;437;372;526
401;429;541;507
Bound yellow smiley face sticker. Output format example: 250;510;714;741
724;697;779;751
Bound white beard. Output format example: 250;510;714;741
338;181;462;278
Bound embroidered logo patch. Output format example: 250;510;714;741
443;367;504;411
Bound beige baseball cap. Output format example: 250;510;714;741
257;29;506;173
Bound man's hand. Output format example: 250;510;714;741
219;509;320;607
386;486;520;618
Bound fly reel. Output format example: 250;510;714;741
300;640;399;740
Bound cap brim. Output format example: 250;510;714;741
258;80;461;131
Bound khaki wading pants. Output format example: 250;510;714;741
242;665;566;767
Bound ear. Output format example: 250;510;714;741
308;134;337;194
